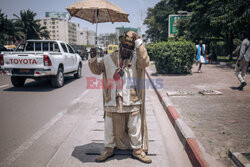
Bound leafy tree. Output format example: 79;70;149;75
0;10;24;44
0;10;10;44
144;0;249;59
143;0;194;42
176;16;191;40
37;24;50;39
144;0;174;42
13;9;49;40
186;0;249;59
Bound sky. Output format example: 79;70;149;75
0;0;162;35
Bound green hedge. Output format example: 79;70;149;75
145;43;155;61
149;40;196;74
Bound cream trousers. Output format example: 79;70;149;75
104;112;142;149
235;59;249;83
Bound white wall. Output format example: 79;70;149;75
76;25;88;45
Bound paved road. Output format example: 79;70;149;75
1;80;191;167
0;60;90;162
0;61;192;167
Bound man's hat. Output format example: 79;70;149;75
119;31;136;50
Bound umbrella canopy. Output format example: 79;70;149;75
66;0;130;24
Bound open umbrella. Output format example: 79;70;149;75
66;0;130;46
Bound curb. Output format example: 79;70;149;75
215;62;250;71
219;62;236;69
146;70;209;167
228;149;250;167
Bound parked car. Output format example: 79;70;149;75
0;40;82;88
4;45;16;51
78;49;88;60
0;44;8;52
107;44;118;54
0;44;8;70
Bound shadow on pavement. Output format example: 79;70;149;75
3;76;76;92
230;86;240;90
72;142;133;163
214;64;234;70
212;64;250;75
150;73;190;77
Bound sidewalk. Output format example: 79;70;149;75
1;81;192;167
147;63;250;167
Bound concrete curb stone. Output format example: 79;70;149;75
219;62;235;68
228;149;250;167
175;118;195;146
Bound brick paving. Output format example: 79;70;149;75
147;63;250;167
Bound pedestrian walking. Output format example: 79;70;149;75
196;40;207;73
235;31;250;90
88;31;152;163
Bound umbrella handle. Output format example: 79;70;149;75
95;9;99;48
95;23;98;47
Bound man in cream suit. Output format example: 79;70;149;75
88;31;151;163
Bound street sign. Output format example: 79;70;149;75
168;15;189;37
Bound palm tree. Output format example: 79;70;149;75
35;23;50;40
0;10;8;44
0;10;24;44
13;9;49;41
7;20;25;44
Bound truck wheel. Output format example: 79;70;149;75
11;76;26;87
74;63;82;79
51;68;64;88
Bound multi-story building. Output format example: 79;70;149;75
97;33;117;49
38;18;78;45
39;18;69;42
87;30;96;46
68;22;77;45
76;25;88;45
38;12;97;46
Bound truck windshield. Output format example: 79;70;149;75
16;42;60;52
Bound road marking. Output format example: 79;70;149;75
0;89;90;167
0;84;9;89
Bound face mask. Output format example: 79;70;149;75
120;46;133;59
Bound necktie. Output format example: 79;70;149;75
113;58;124;81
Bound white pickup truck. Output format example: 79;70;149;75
0;40;82;88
